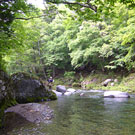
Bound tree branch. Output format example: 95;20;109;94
15;15;45;20
46;0;97;12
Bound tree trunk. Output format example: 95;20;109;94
52;65;55;78
37;40;47;80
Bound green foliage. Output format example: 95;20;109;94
46;0;135;22
68;21;109;69
1;1;135;77
0;0;39;71
64;71;75;79
0;0;28;33
0;97;17;128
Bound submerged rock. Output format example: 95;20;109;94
104;91;130;98
10;72;57;103
5;103;54;124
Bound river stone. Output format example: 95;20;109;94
64;92;72;96
114;79;118;82
80;93;85;96
67;88;76;93
10;72;57;103
56;85;66;93
104;91;130;98
52;90;62;96
102;79;113;86
111;82;114;86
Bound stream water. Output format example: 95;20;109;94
3;90;135;135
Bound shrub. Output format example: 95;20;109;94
64;71;75;79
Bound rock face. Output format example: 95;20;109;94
10;72;57;103
0;70;16;128
56;85;66;94
0;70;8;104
104;91;130;98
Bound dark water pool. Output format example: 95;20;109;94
3;90;135;135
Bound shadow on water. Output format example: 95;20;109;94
1;112;35;135
3;90;135;135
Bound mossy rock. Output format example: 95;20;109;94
10;72;57;103
0;96;17;128
48;91;57;100
0;70;13;128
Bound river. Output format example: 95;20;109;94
3;90;135;135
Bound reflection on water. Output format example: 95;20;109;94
4;91;135;135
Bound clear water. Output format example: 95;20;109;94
4;90;135;135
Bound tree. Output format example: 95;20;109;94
0;0;32;33
45;0;135;21
0;0;37;70
68;21;106;70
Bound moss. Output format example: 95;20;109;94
16;97;45;103
26;97;47;102
49;91;57;100
72;82;81;88
0;97;17;128
23;92;57;103
11;72;40;81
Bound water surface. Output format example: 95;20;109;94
4;90;135;135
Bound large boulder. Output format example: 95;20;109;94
56;85;66;94
104;91;130;98
10;72;57;103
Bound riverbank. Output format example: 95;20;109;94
53;72;135;93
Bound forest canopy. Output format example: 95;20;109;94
1;0;135;77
